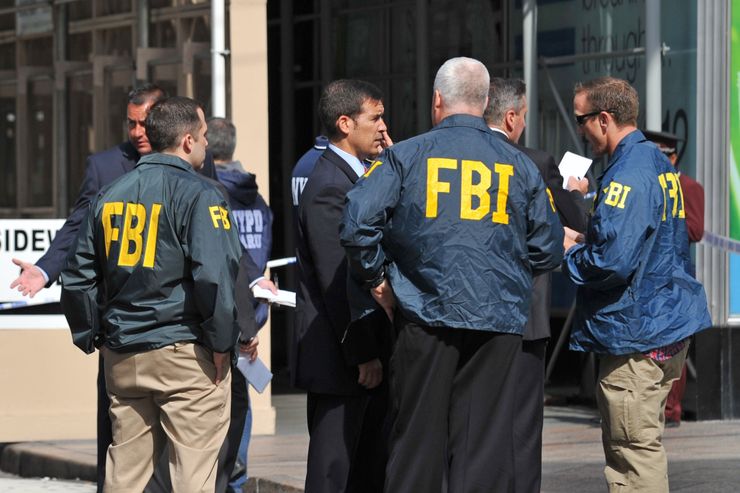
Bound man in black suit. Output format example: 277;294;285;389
293;79;391;493
483;77;587;493
9;84;268;493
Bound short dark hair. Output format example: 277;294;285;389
318;79;383;140
574;77;639;127
145;97;204;153
128;83;168;106
484;78;526;126
206;117;236;161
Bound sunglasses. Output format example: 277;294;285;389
575;109;615;126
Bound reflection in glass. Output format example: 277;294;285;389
194;56;213;116
105;69;134;149
27;78;53;208
0;89;16;209
67;75;93;212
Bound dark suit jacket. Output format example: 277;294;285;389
36;142;229;284
293;148;380;396
492;131;586;340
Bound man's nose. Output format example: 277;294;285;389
378;118;387;132
132;124;145;136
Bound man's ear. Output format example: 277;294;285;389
504;109;517;133
433;90;442;111
335;115;353;138
182;133;194;154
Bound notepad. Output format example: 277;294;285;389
237;355;273;393
251;286;296;308
558;151;593;189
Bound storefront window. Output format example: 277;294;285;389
100;27;132;58
152;20;178;48
68;33;92;62
26;77;53;208
0;43;14;70
67;74;93;211
105;68;134;149
68;0;93;22
98;0;133;16
0;84;16;209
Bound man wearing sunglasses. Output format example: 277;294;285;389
563;77;711;492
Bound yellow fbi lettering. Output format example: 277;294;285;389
209;205;232;229
426;158;513;224
101;202;161;268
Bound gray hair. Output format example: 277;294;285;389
484;78;526;126
432;57;490;112
206;117;236;161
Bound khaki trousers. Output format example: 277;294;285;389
597;344;688;493
103;342;231;493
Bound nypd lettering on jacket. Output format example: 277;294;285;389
232;209;265;250
340;114;564;334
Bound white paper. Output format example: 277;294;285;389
251;286;296;308
558;151;593;189
237;355;273;393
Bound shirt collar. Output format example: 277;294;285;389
489;126;509;138
329;143;365;178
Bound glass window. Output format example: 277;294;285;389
68;33;92;62
189;16;210;43
150;0;177;9
105;68;134;149
100;27;132;58
0;42;14;70
151;20;177;48
332;10;383;78
68;0;93;22
26;77;53;208
193;56;212;115
0;84;16;209
67;74;93;211
98;0;132;16
0;13;13;31
22;37;53;66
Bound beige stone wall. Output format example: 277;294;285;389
0;324;97;441
230;0;276;436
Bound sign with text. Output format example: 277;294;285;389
0;219;65;305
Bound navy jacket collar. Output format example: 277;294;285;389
137;152;197;174
432;114;490;133
604;129;646;174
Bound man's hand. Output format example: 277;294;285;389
212;351;230;385
567;176;589;196
10;258;46;298
563;226;585;252
358;358;383;389
371;279;395;322
256;278;278;295
239;336;259;362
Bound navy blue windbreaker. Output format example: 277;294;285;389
563;130;711;354
217;163;273;329
339;114;564;334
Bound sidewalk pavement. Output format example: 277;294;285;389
2;393;740;492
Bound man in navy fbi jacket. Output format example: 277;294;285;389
339;57;564;492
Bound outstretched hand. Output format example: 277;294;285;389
9;258;46;298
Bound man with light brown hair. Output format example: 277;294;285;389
563;77;711;492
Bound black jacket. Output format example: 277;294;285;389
293;148;383;396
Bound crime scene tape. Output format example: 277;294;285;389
702;231;740;254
